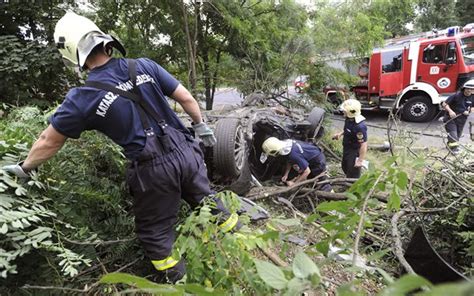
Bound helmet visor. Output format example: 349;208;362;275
77;32;114;68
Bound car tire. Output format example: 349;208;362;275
307;107;325;138
213;118;245;178
401;96;436;122
295;86;301;93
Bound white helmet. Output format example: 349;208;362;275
341;99;365;123
462;79;474;90
260;137;293;163
54;12;125;69
262;137;286;157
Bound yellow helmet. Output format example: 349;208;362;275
54;12;126;69
341;99;365;123
262;137;285;156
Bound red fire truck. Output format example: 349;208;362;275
351;24;474;122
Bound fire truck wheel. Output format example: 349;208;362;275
401;96;436;122
213;118;245;178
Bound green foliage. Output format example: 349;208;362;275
378;274;432;296
312;156;411;258
0;1;74;41
215;0;312;95
415;0;459;31
0;159;91;279
311;0;387;58
370;0;418;37
0;107;136;291
0;35;78;107
455;1;474;27
254;251;321;294
172;191;271;294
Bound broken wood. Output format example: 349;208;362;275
258;247;288;267
247;177;358;201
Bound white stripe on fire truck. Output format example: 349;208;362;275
408;41;420;84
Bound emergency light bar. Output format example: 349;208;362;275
446;26;460;37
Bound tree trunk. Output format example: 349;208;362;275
180;0;197;96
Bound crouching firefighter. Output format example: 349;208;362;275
261;137;332;191
2;12;239;283
442;79;474;154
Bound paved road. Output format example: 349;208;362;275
213;88;473;148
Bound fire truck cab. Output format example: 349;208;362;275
352;24;474;122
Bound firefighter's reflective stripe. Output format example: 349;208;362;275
151;256;179;271
219;213;239;233
448;142;459;147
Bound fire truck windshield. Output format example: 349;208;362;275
461;36;474;65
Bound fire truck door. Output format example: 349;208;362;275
379;49;404;97
417;42;459;93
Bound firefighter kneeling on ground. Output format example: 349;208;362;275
261;137;332;191
332;99;368;179
2;12;239;284
442;79;474;155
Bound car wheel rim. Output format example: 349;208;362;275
234;125;245;171
410;102;427;117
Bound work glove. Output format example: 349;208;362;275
2;162;30;178
192;122;217;147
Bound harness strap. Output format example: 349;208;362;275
84;80;152;131
84;59;164;134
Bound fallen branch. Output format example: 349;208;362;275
391;210;415;274
351;174;384;281
259;247;288;267
391;173;417;275
275;197;385;243
63;237;135;246
297;188;388;203
22;285;86;293
319;142;341;161
247;177;358;201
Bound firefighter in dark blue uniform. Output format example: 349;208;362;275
332;99;368;178
2;12;238;283
261;137;332;191
442;79;474;154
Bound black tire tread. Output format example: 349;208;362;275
213;118;242;177
402;95;436;122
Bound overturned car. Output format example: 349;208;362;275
200;93;326;190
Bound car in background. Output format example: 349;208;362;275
294;75;309;93
199;92;325;193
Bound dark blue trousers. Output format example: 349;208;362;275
126;126;230;282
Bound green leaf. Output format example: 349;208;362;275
378;274;432;296
387;188;401;210
292;251;320;279
415;280;474;296
285;277;308;295
305;213;320;223
273;218;301;227
259;230;280;241
367;249;391;261
183;284;225;296
100;273;178;292
254;259;288;290
374;268;394;284
0;223;8;234
397;171;408;189
14;186;27;196
317;200;351;213
315;240;329;256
